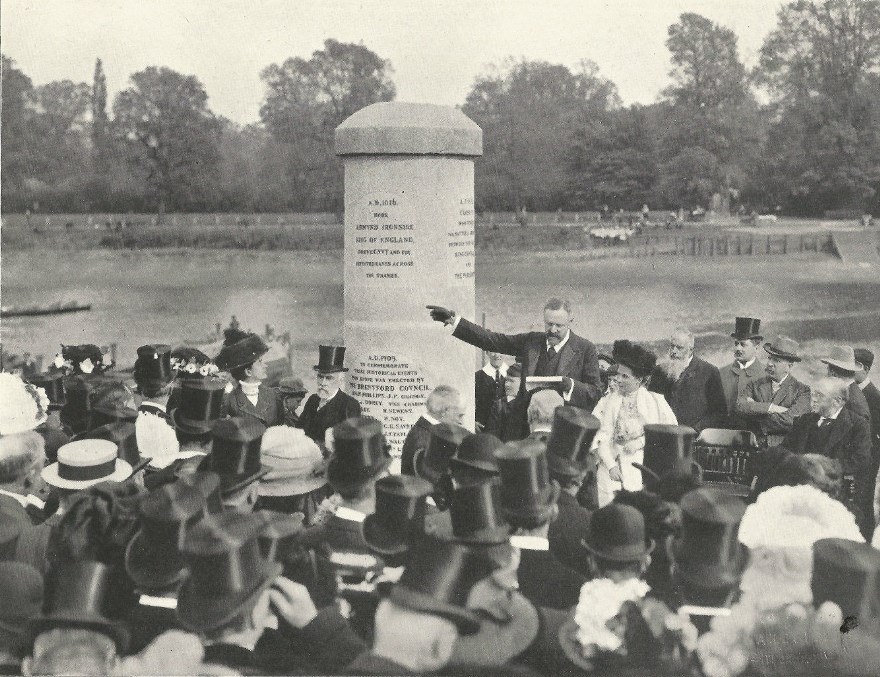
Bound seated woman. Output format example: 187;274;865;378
215;328;280;427
591;340;677;506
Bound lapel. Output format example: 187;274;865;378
826;411;852;454
526;340;542;377
235;389;259;416
771;377;794;405
555;335;582;378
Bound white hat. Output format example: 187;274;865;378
42;439;133;490
259;426;326;496
0;373;49;436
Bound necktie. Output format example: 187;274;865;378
818;417;831;428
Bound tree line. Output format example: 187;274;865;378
3;1;880;218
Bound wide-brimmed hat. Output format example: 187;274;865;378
313;345;348;373
59;344;111;375
672;488;747;588
78;421;141;467
546;407;600;479
28;560;129;652
42;439;133;490
0;562;43;652
581;503;653;562
277;377;308;397
256;510;306;563
197;417;268;496
611;340;657;378
449;433;503;476
214;333;269;373
437;479;511;545
811;538;880;624
362;475;433;557
414;423;470;485
633;424;700;486
27;371;66;411
763;335;802;362
731;317;763;341
494;439;560;529
125;476;215;591
177;512;282;633
821;345;859;373
258;425;327;496
170;378;226;435
0;373;49;435
327;416;392;494
134;344;174;390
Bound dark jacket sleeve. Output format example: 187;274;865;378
699;362;728;431
296;605;368;673
567;338;602;411
452;317;534;357
846;414;873;536
782;414;809;453
345;394;362;418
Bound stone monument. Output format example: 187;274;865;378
336;102;482;461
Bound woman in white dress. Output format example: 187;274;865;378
591;340;677;506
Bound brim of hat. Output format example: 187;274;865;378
177;561;282;633
449;592;540;668
631;462;662;484
672;540;748;588
362;514;411;557
731;332;763;340
501;481;561;528
580;537;655;562
547;454;589;479
170;408;218;435
258;470;328;497
28;612;130;654
449;457;499;475
820;357;857;372
389;585;482;635
764;345;801;362
124;529;188;591
312;366;348;373
217;345;270;372
219;467;271;496
41;459;133;490
412;449;444;485
148;450;206;470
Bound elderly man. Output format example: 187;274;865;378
475;352;508;431
735;336;811;447
400;385;465;476
428;297;602;411
525;389;563;441
821;345;872;424
649;327;726;432
720;317;765;426
298;345;361;447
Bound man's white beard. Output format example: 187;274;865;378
659;356;689;382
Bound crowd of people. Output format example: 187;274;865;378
1;299;879;675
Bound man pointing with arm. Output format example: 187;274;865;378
427;297;602;412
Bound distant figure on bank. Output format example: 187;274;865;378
720;317;765;427
474;351;507;431
216;328;281;427
297;346;360;448
428;297;603;411
400;385;465;476
649;328;726;432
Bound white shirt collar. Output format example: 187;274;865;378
140;401;167;411
509;535;549;550
335;505;367;522
819;407;844;424
482;362;508;378
423;412;440;426
771;374;789;388
859;378;871;391
736;358;756;370
547;330;571;353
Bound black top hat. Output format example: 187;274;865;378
442;480;511;545
673;488;747;588
546;407;601;479
214;333;269;372
125;477;215;591
171;378;226;435
27;372;66;410
178;512;282;633
362;475;433;557
450;433;503;476
256;510;305;563
134;344;174;389
634;424;700;486
611;340;657;378
581;503;653;563
494;439;560;529
389;534;500;634
81;421;141;467
28;560;130;652
0;512;21;561
327;416;392;494
415;423;470;485
811;538;880;624
313;345;349;373
731;317;763;341
197;417;268;496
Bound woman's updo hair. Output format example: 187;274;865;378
611;340;657;379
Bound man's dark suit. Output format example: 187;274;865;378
400;416;433;476
547;491;592;574
720;359;764;427
649;357;727;432
0;496;51;574
298;390;361;445
861;381;880;481
475;368;504;429
487;395;529;442
846;381;872;423
223;385;281;427
736;374;812;446
453;318;602;411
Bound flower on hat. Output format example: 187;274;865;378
102;350;114;367
79;357;94;374
0;373;49;435
184;362;197;374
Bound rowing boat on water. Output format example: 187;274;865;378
1;302;92;318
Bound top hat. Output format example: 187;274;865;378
442;480;511;545
611;340;657;378
673;488;747;588
0;512;21;561
763;335;802;363
546;407;601;479
42;439;133;490
27;372;66;410
854;348;874;371
313;345;349;373
0;562;43;652
125;476;215;591
214;333;269;373
278;377;308;397
449;433;503;476
81;421;141;467
821;345;859;374
327;417;392;494
171;378;226;435
259;425;327;496
362;475;434;557
811;538;880;625
177;511;282;633
634;424;700;485
731;317;763;341
256;510;306;563
414;423;470;485
28;560;130;652
494;439;560;529
389;534;501;634
581;503;653;562
197;417;268;496
134;344;174;389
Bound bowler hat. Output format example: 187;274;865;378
546;407;600;479
854;348;874;371
634;424;700;485
256;510;305;563
170;378;226;435
362;475;433;557
42;439;133;490
494;439;560;529
28;560;129;652
134;344;174;389
197;417;268;496
611;340;656;378
811;538;880;625
125;477;215;591
821;345;859;374
314;345;348;373
0;562;42;652
177;512;282;633
731;317;763;341
763;335;802;362
414;423;470;485
441;480;511;545
581;503;653;562
673;488;747;588
81;421;141;467
278;376;308;397
327;417;392;494
450;433;503;476
214;333;269;372
27;371;66;410
389;534;498;634
0;513;21;561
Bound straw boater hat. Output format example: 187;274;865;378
258;425;327;497
763;335;802;362
42;439;133;490
821;345;859;374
